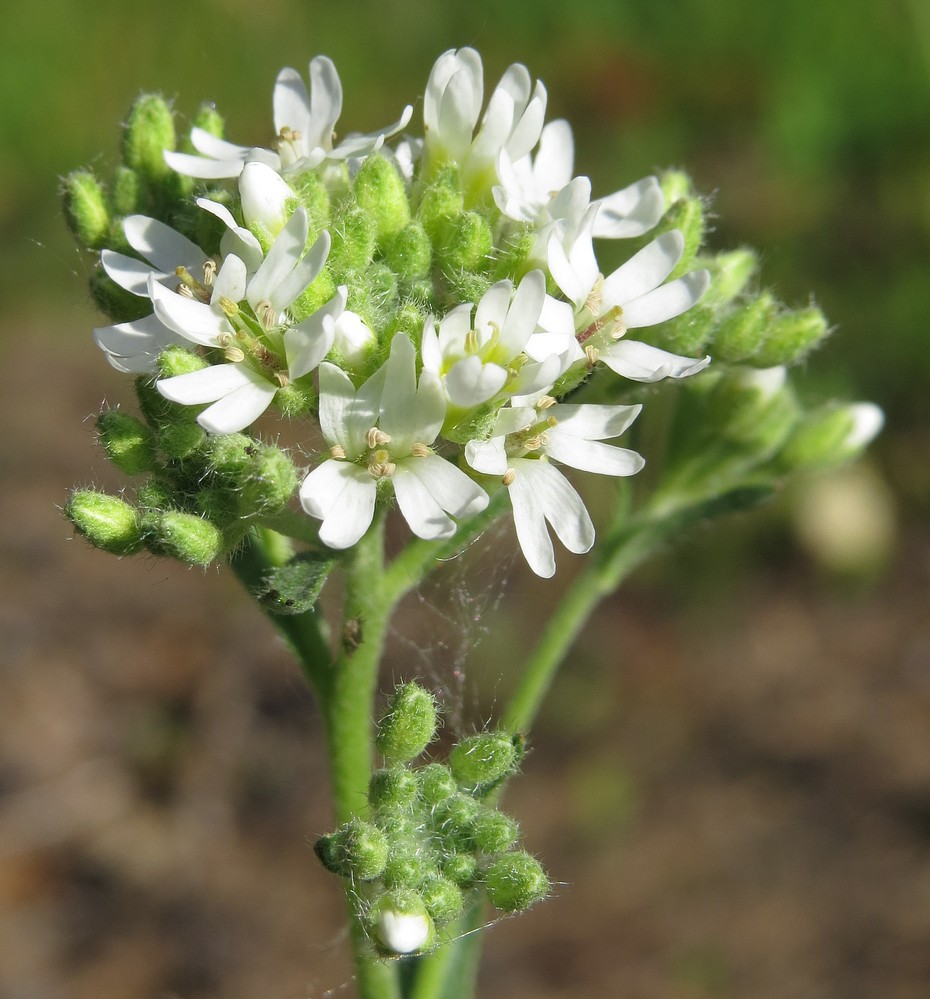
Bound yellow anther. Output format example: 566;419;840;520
202;259;217;286
536;395;557;410
410;442;430;457
256;300;277;329
546;415;558;428
329;444;347;460
465;329;480;354
585;345;599;366
274;371;290;387
502;468;516;486
224;346;246;363
177;284;195;299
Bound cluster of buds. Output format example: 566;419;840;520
62;48;879;578
314;683;548;956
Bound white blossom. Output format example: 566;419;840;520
165;56;412;181
300;334;488;547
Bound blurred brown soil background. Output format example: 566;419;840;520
1;325;928;999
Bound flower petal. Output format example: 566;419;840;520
600;231;684;311
392;466;456;540
622;270;710;328
196;378;278;434
592;176;665;239
247;208;309;311
444;355;507;407
545;434;645;476
301;461;376;548
600;339;710;382
408;454;488;518
549;403;642;440
149;278;228;346
123;216;205;274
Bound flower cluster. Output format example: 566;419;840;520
66;48;867;578
315;683;548;956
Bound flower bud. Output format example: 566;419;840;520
239;161;294;236
376;683;438;764
149;511;223;566
471;807;520;854
711;292;778;364
136;478;176;511
493;225;536;281
328;202;377;275
239;443;299;514
384;222;432;282
707;366;798;452
431;792;480;850
293;170;331;233
122;93;176;184
191;102;224;141
62;171;110;250
780;402;883;471
90;267;148;324
420;875;464;925
157;345;208;379
440;851;478;888
753;305;830;368
383;839;434;889
662;201;704;278
449;732;517;794
659;170;694;205
417;166;464;241
96;410;157;475
700;248;758;307
416;763;457;806
158;422;206;460
369;890;434;955
438;211;492;273
66;490;144;556
111;165;143;217
369;768;419;814
484;851;549;912
353;154;410;244
329;817;389;880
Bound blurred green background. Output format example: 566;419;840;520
2;2;929;997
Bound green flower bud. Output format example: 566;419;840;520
111;165;143;217
659;169;694;205
376;683;438;764
273;379;316;418
239;444;299;515
484;851;549;912
332;818;389;880
383;839;434;889
431;792;481;850
780;402;883;472
157;422;206;460
416;763;457;806
206;432;257;479
753;305;830;368
471;807;520;855
699;248;758;307
122;93;176;185
449;732;518;794
440;851;478;888
328;202;377;275
353;154;410;244
191;102;224;141
66;490;144;556
662;199;705;278
293;171;331;234
707;366;800;454
417;166;464;241
136;478;176;511
288;268;337;323
314;833;345;875
492;225;536;281
438;211;492;274
369;768;419;813
62;171;110;250
368;890;434;956
420;875;464;925
149;511;223;566
711;292;778;364
447;270;491;307
641;304;715;357
157;346;208;379
384;222;432;282
96;410;157;475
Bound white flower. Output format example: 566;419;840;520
421;271;565;411
300;333;488;548
165;56;412;180
549;221;712;382
466;398;644;577
150;207;341;433
493;119;664;244
422;48;547;203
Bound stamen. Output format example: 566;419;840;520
585;345;599;366
274;371;290;387
224;346;246;363
177;284;194;299
536;395;557;410
546;415;558;428
256;300;277;330
202;259;217;286
524;435;543;450
367;428;392;449
410;443;430;457
330;444;347;460
464;329;480;354
502;468;516;486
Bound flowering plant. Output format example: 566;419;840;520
62;48;880;998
